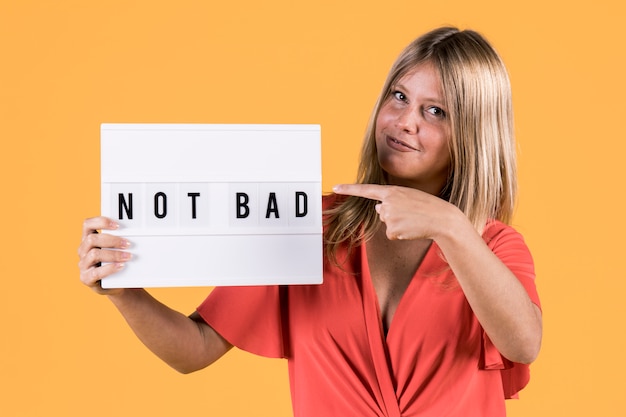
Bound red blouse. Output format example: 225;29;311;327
197;215;540;417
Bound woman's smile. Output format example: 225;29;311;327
385;134;420;152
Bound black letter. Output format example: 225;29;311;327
295;191;308;218
187;192;200;219
265;192;280;218
236;192;250;218
154;192;167;219
118;193;133;220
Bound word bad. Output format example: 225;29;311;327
234;191;308;219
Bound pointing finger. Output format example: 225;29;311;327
332;184;389;201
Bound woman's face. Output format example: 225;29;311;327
375;62;451;195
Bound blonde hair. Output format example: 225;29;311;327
324;27;517;263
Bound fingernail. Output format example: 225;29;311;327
120;252;132;261
333;185;341;193
120;239;131;249
115;263;125;270
110;221;120;229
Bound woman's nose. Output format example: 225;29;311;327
395;107;419;134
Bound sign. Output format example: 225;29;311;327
100;124;322;288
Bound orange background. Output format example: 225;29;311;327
1;1;624;416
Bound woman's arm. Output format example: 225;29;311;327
431;212;542;364
333;184;542;363
106;289;232;373
78;217;232;373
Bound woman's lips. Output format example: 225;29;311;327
386;135;419;152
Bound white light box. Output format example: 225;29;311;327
100;124;322;288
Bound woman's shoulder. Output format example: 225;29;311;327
482;219;531;253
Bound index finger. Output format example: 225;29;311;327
332;184;389;201
82;216;119;239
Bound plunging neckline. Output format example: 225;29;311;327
362;238;435;340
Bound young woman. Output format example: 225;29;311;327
78;26;542;416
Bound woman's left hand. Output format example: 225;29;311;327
333;183;461;241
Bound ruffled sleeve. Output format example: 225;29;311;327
481;333;529;399
479;221;541;399
196;285;287;358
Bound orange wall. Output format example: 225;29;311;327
1;1;624;416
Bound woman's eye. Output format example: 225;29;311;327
426;106;446;118
392;91;407;102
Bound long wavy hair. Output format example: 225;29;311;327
324;27;517;264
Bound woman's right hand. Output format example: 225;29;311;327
77;217;232;372
78;216;132;295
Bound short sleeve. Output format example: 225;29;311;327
196;285;286;358
480;221;541;399
485;221;541;309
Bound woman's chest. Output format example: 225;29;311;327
366;237;432;333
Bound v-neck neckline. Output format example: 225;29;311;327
362;239;436;341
